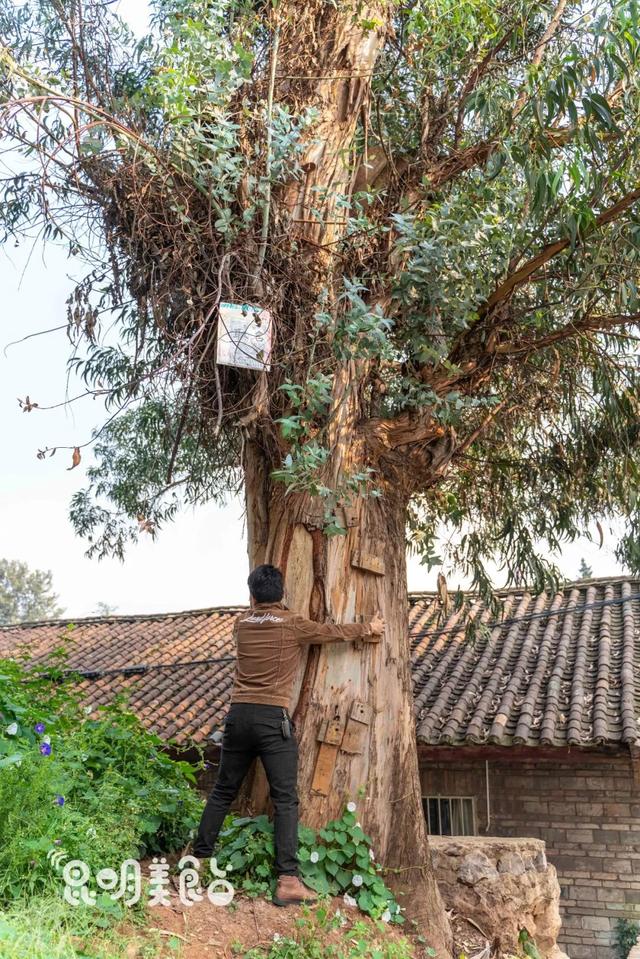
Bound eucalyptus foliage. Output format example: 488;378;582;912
1;0;640;595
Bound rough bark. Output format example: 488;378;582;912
237;3;453;953
242;436;452;957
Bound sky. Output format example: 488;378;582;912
0;0;626;620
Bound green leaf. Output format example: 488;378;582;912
588;92;616;130
79;137;103;155
357;890;374;913
0;753;22;768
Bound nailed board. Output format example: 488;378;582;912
338;503;359;528
340;700;373;755
312;743;339;795
317;715;345;746
351;551;385;576
312;712;346;794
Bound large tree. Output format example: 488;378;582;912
2;0;640;948
0;559;63;624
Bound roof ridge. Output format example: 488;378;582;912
409;574;639;599
1;575;636;630
0;604;247;631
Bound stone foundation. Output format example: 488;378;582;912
421;752;640;958
430;836;567;959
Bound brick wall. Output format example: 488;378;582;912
420;752;640;959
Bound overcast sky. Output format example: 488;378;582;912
0;0;625;619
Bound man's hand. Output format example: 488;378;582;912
365;612;385;642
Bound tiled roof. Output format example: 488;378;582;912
411;576;640;749
1;577;638;749
0;607;243;743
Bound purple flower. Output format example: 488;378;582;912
40;742;52;757
54;795;65;806
34;722;46;734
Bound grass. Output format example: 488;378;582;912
0;896;186;959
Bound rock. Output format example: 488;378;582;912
458;851;499;885
430;836;563;959
534;848;548;872
548;946;571;959
497;851;526;876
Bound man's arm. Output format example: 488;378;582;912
290;612;384;645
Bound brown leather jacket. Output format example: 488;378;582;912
231;602;372;709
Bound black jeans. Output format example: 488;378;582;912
194;702;299;875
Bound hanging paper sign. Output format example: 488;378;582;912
216;302;272;372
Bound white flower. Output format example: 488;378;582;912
346;801;357;813
343;894;357;907
369;848;375;861
5;722;18;736
381;910;391;923
310;850;319;863
352;874;363;887
356;821;361;827
42;735;51;745
273;934;281;942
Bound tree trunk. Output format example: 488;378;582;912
236;2;452;952
243;440;452;956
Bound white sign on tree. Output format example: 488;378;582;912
216;302;272;372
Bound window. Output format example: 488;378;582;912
423;796;475;836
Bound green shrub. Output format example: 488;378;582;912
216;807;403;923
0;655;203;901
615;919;640;959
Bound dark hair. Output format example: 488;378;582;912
247;564;284;604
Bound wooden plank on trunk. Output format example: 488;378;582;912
312;743;339;795
338;503;359;528
312;712;346;793
341;700;373;754
351;550;385;576
317;714;345;745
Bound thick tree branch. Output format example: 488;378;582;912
363;410;443;451
427;141;497;189
481;187;640;316
493;312;640;357
513;0;568;113
367;305;638;463
454;398;511;458
453;27;516;145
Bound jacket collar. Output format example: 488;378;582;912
253;601;287;610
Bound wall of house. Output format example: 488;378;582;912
420;751;640;959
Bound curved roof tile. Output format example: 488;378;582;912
412;577;640;748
